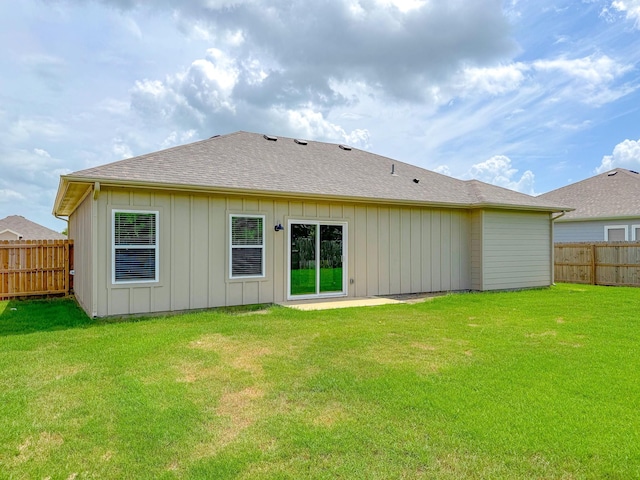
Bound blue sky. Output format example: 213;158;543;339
1;0;639;231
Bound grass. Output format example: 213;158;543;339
0;284;639;479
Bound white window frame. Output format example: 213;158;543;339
112;209;160;284
632;225;640;241
229;214;266;279
604;225;628;242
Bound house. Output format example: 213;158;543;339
53;131;569;317
538;168;640;243
0;215;66;241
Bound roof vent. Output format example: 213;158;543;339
607;171;617;176
339;144;351;151
263;134;278;141
391;164;398;176
209;135;220;139
294;139;308;145
630;170;639;174
413;178;420;184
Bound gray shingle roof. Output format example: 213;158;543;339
538;168;640;220
65;131;567;211
0;215;66;240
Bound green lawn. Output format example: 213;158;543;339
1;284;639;479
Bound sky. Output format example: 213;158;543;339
1;0;640;232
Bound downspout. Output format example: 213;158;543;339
550;211;567;285
54;213;69;236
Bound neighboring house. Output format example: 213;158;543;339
538;168;640;243
0;215;66;241
53;131;568;317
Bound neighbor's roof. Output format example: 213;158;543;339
0;215;66;240
538;168;640;221
55;131;569;216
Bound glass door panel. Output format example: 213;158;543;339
290;223;316;296
319;225;343;293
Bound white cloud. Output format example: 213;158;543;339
533;54;631;85
112;139;133;159
610;0;640;28
0;189;26;202
467;155;536;195
596;138;640;173
433;165;451;176
456;63;528;96
161;129;198;149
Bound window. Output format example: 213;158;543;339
604;225;628;242
230;215;265;278
113;210;159;283
633;225;640;241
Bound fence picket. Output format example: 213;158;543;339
0;240;74;299
555;242;640;287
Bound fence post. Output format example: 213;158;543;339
591;244;596;285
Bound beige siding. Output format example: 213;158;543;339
69;193;93;316
481;210;552;290
87;188;475;316
0;231;20;240
470;210;483;290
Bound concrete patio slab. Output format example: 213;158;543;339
277;296;404;311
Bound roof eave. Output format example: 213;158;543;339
58;175;570;212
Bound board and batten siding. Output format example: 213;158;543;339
68;191;94;315
479;210;552;290
73;187;473;316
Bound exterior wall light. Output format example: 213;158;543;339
274;223;284;232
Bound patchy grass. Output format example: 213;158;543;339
1;284;639;479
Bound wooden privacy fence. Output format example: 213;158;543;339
554;242;640;287
0;240;73;299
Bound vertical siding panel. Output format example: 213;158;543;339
153;193;172;313
440;211;452;291
304;203;317;217
228;198;243;211
133;192;151;206
190;196;209;309
259;199;274;304
366;206;379;296
421;210;432;292
458;211;471;290
343;205;355;296
450;212;461;289
290;202;303;217
410;208;422;292
171;195;191;310
330;204;343;219
354;206;368;297
400;208;412;293
389;207;401;294
377;207;390;295
98;193;111;316
209;196;226;307
274;200;289;302
317;203;330;218
132;288;151;314
227;282;243;306
431;210;442;291
243;198;259;212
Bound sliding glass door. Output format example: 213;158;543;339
289;221;346;298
